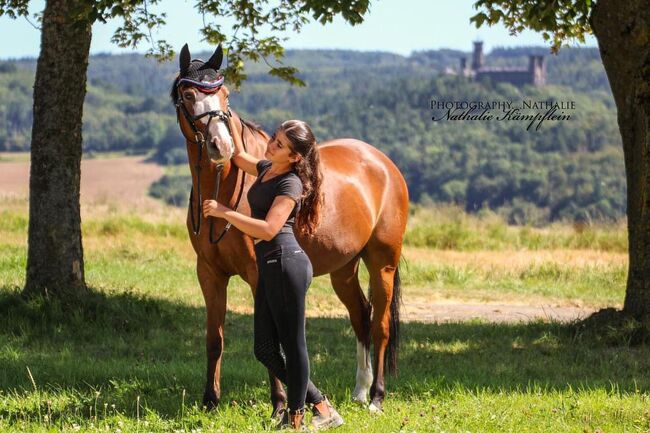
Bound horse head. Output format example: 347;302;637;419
172;43;234;165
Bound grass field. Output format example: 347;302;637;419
1;194;648;432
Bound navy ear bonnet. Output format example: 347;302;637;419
177;43;225;90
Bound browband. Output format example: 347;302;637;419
177;76;225;92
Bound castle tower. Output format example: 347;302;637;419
528;55;537;73
536;55;546;86
529;55;546;85
471;41;484;71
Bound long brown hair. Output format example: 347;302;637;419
282;120;323;237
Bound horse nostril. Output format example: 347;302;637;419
209;137;222;153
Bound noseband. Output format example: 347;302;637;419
175;84;247;244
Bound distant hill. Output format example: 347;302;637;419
0;47;623;224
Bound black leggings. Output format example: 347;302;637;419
253;233;324;411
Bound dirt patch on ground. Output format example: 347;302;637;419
401;300;595;323
300;299;596;324
0;156;165;210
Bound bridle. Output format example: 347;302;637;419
175;83;247;244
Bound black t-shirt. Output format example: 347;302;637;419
247;159;303;234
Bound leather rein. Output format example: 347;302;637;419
175;90;247;244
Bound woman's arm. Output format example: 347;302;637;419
203;196;297;241
229;115;261;176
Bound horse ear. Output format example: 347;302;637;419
205;44;223;70
180;44;191;77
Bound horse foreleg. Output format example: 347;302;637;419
197;258;229;409
268;371;287;417
330;256;373;404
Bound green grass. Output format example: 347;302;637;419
0;205;628;310
406;205;628;252
400;260;627;306
0;215;628;310
0;203;644;431
0;288;648;432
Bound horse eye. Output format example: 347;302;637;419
183;92;194;101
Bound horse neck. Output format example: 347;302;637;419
234;115;269;161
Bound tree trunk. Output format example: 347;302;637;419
591;0;650;318
23;0;92;297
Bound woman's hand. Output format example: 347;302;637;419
202;200;230;218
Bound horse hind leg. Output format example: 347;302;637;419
362;241;402;412
329;255;373;404
353;337;373;404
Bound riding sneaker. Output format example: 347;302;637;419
276;407;306;431
310;397;344;430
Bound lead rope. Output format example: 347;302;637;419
188;131;204;236
186;110;248;244
209;116;248;243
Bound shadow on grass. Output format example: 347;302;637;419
1;285;648;419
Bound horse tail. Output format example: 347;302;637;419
385;264;402;375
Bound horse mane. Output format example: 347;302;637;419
240;118;269;139
170;76;181;105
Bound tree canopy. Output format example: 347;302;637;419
0;0;370;88
470;0;592;53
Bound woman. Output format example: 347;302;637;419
202;119;344;431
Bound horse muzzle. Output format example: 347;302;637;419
207;135;234;163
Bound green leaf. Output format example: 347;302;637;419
111;5;124;17
471;12;488;28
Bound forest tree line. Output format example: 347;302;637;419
0;47;623;224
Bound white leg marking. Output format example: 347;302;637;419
352;341;372;404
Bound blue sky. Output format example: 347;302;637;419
0;0;597;59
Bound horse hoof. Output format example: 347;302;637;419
352;394;368;405
202;392;220;411
368;400;383;413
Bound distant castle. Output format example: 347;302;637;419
456;41;546;87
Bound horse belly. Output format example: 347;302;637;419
300;162;377;276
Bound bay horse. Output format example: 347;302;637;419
171;44;409;412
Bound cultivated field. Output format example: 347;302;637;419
1;156;647;432
0;154;164;211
